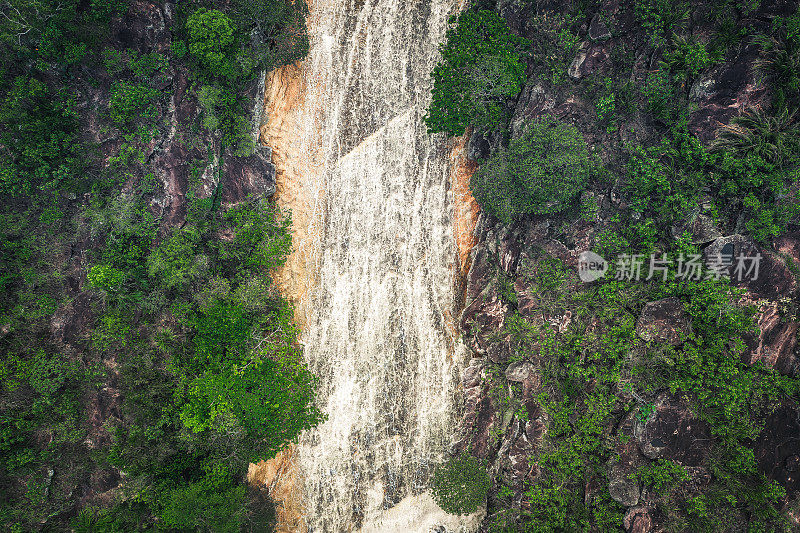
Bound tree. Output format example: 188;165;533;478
424;10;528;137
471;116;597;222
431;453;490;515
185;8;236;77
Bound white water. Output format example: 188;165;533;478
288;0;476;531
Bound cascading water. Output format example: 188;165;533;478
269;0;478;530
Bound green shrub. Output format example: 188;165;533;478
636;459;689;493
528;12;582;86
640;67;682;124
0;77;82;195
230;0;310;70
431;453;490;515
661;34;715;82
108;81;159;126
425;9;528;136
711;108;800;166
186;8;237;78
471;116;596;222
755;7;800;111
634;0;690;45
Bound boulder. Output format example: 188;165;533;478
608;467;640;507
755;404;800;494
221;146;277;204
467;130;490;161
504;361;535;382
742;300;799;376
704;234;798;299
589;14;611;40
690;214;722;244
636;297;692;346
568;42;590;79
635;393;711;465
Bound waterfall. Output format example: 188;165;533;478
266;0;479;530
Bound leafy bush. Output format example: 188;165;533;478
108;81;159;126
634;0;690;45
641;68;680;124
661;34;715;82
755;7;800;111
471;116;596;222
431;453;490;515
230;0;310;70
711;108;800;166
528;12;582;85
0;77;82;196
425;9;528;136
186;8;237;78
636;459;689;493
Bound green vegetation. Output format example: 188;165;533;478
0;0;315;530
755;6;800;112
425;9;528;137
186;8;237;77
471;116;598;222
433;1;800;531
431;453;491;515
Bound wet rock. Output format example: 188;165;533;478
688;45;768;142
455;359;495;459
636;297;693;346
775;231;800;268
689;76;717;102
635;393;711;465
755;404;800;493
742;300;799;376
507;426;533;483
567;42;612;80
494;225;525;276
152;143;198;224
510;83;556;139
467;130;490;161
221;146;277;204
568;41;590;79
465;243;495;303
504;361;535;382
704;234;798;299
50;293;99;348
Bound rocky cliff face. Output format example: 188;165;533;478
455;1;800;531
458;216;799;530
46;0;279;511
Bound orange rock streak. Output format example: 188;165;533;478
448;132;480;295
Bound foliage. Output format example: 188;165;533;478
634;0;690;46
755;6;800;112
0;77;82;196
108;81;159;127
186;8;237;78
229;0;310;70
471;116;597;222
527;12;582;85
425;9;528;137
0;0;313;528
636;459;689;493
661;34;716;83
431;453;491;515
711;108;800;166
